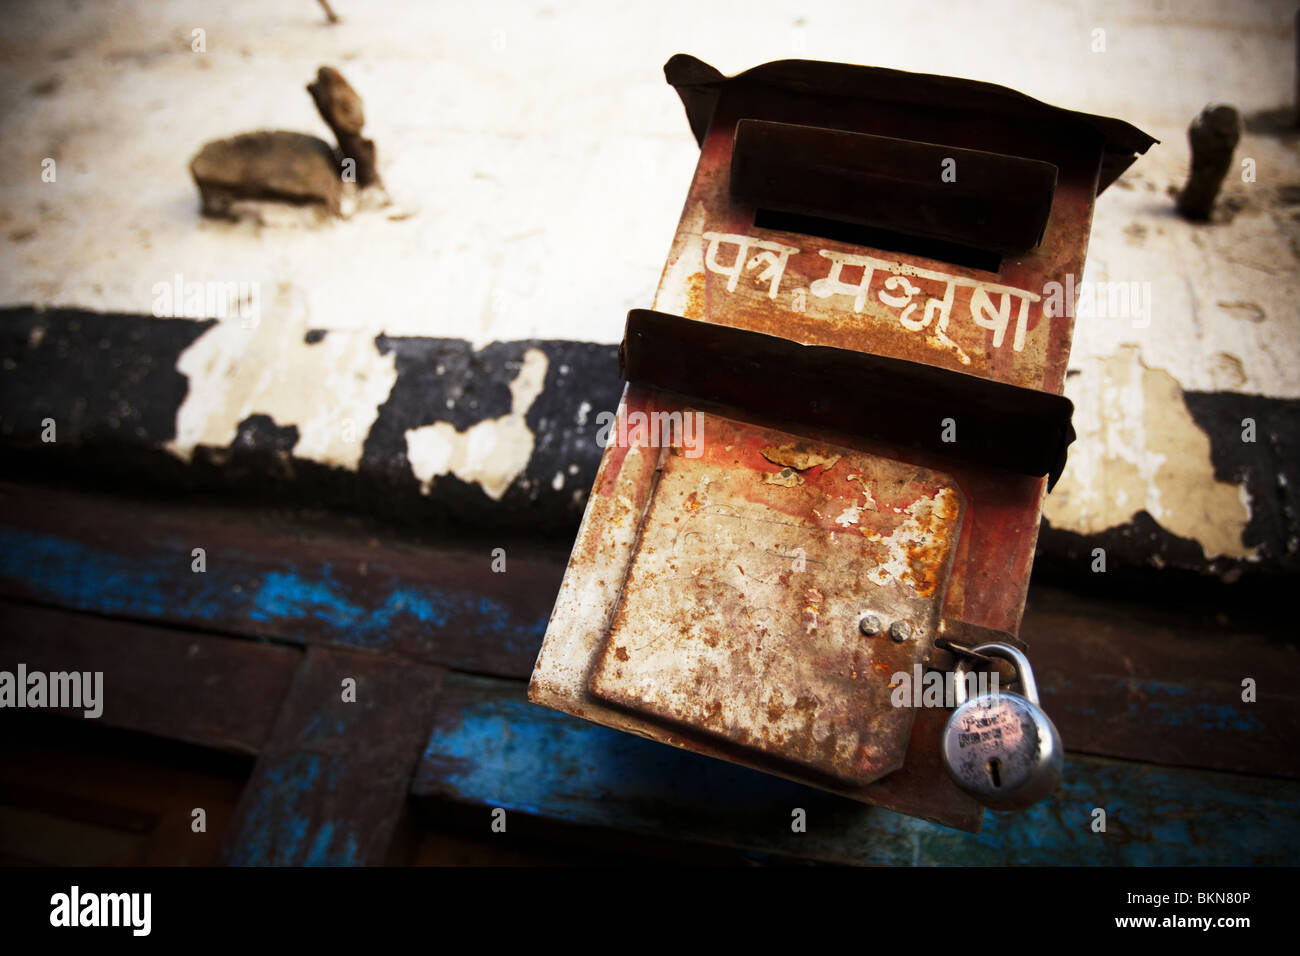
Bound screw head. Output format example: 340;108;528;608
859;614;882;636
889;620;912;642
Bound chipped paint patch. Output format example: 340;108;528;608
1045;346;1254;560
845;473;879;511
404;348;548;500
168;284;398;469
763;467;803;487
760;443;841;472
835;502;862;527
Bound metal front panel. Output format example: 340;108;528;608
653;89;1101;397
528;386;989;831
588;412;963;786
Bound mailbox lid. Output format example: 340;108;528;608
587;410;965;786
529;385;991;831
664;54;1156;194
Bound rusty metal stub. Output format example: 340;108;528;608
587;412;965;787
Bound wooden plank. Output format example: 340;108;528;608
0;713;249;866
0;601;299;754
1024;586;1300;779
220;647;443;866
0;482;563;678
414;672;1300;865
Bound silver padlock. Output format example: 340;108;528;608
941;642;1063;811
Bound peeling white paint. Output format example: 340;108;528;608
167;284;397;469
1044;346;1255;560
404;347;548;500
835;503;861;527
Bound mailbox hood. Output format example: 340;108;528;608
665;54;1157;195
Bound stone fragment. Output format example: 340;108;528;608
190;130;341;220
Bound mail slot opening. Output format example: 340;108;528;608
731;120;1059;261
752;207;1004;274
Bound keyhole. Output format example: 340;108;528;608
987;758;1003;788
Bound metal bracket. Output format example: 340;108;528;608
622;309;1077;489
931;617;1030;682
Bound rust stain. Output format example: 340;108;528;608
684;270;707;319
802;586;823;634
858;486;961;599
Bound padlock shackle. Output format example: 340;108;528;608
952;642;1039;705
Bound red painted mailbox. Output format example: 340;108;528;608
530;55;1155;830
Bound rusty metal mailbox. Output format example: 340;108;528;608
530;55;1154;831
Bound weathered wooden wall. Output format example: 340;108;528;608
1;483;1296;864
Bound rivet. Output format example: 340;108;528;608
859;614;882;636
890;620;912;642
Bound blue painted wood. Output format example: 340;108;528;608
0;601;300;755
0;487;562;677
414;674;1300;865
221;647;443;866
1027;588;1300;779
